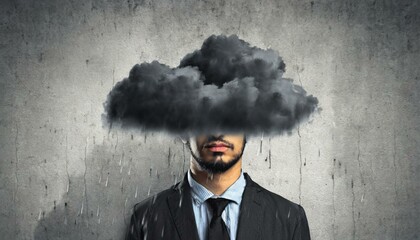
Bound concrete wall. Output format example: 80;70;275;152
0;0;419;239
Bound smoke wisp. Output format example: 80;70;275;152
104;35;318;136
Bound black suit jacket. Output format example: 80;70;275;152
126;173;310;240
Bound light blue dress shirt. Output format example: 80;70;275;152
187;170;246;240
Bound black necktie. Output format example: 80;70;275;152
206;198;231;240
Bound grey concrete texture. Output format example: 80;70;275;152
0;0;419;239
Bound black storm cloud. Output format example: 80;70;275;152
104;35;319;136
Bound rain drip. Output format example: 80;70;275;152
135;186;138;198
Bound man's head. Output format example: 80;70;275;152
184;133;247;174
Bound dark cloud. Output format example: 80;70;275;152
104;35;318;136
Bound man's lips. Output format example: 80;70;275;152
204;141;232;152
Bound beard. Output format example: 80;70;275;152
187;139;246;174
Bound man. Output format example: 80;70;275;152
125;133;311;240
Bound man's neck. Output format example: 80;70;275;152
190;159;242;196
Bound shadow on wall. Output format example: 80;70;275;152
34;175;107;240
33;134;184;239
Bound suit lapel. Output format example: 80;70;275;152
236;173;263;240
167;174;200;240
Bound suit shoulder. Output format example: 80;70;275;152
126;183;182;239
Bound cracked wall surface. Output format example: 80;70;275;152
0;0;419;239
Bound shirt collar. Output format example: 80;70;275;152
187;169;246;205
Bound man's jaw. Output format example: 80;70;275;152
187;137;245;174
192;151;242;174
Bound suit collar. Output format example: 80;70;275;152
187;169;246;205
